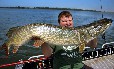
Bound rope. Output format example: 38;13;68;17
100;0;107;43
100;0;104;18
102;33;106;43
0;57;47;68
102;41;114;48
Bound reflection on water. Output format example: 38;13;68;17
0;8;114;69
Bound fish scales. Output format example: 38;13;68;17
0;18;113;56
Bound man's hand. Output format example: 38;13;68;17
86;38;97;49
31;37;44;47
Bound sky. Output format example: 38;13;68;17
0;0;114;12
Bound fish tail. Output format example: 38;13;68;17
0;43;9;57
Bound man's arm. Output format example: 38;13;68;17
32;37;53;58
41;42;53;58
86;38;97;49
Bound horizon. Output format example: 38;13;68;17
0;0;114;12
0;6;101;11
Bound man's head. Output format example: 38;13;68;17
58;11;73;27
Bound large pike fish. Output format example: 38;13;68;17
0;18;113;56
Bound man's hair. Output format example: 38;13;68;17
58;11;73;23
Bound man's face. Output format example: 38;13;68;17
59;16;73;27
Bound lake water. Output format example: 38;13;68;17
0;8;114;69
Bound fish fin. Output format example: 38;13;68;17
0;43;9;57
31;36;44;47
6;26;20;38
79;43;85;53
12;46;19;53
33;40;44;47
0;46;3;50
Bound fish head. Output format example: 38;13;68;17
95;18;112;33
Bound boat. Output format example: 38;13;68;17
14;42;114;69
0;42;113;69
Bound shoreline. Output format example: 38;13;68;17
0;6;101;12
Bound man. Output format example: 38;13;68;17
34;11;97;69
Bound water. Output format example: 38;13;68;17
0;8;114;69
